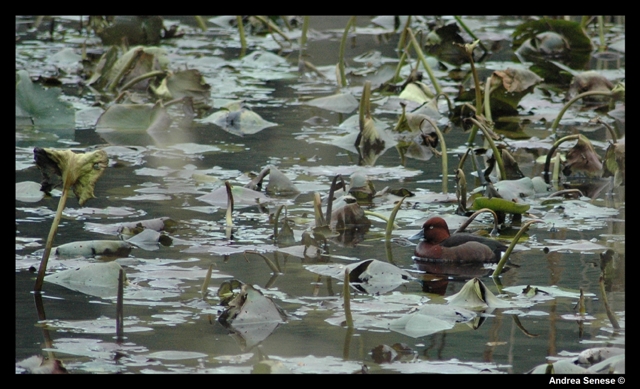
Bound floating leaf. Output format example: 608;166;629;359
389;304;477;338
54;240;133;257
44;261;126;298
16;70;75;130
196;184;272;208
304;92;359;113
471;196;530;214
305;259;412;295
16;181;45;203
201;102;277;136
95;102;172;133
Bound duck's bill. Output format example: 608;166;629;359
408;229;424;241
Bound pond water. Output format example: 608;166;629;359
16;16;624;374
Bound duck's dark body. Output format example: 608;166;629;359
413;217;507;263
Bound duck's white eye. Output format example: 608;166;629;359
428;225;433;229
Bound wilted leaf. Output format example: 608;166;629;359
602;139;624;186
562;135;603;178
219;284;287;350
152;69;211;107
330;203;371;231
398;82;433;104
491;68;543;94
446;277;522;309
34;147;109;206
566;71;614;103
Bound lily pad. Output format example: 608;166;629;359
305;92;359;113
16;70;75;130
201;102;277;136
44;261;126;298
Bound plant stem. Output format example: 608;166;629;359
468;117;506;181
454;16;488;53
492;219;543;278
484;76;493;122
455;207;499;234
236;16;247;56
119;70;166;93
406;28;442;95
343;268;353;328
599;275;620;329
542;134;582;184
253;16;292;44
420;116;448;193
550;91;613;138
224;181;234;227
116;268;124;340
338;16;356;87
300;16;309;48
385;196;407;241
34;177;71;292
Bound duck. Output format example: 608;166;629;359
411;217;507;263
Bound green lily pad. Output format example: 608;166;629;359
471;196;530;214
16;70;75;130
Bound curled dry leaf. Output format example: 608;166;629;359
34;147;109;206
562;136;603;178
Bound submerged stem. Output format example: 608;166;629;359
343;268;353;328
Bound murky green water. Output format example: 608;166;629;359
16;16;624;374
